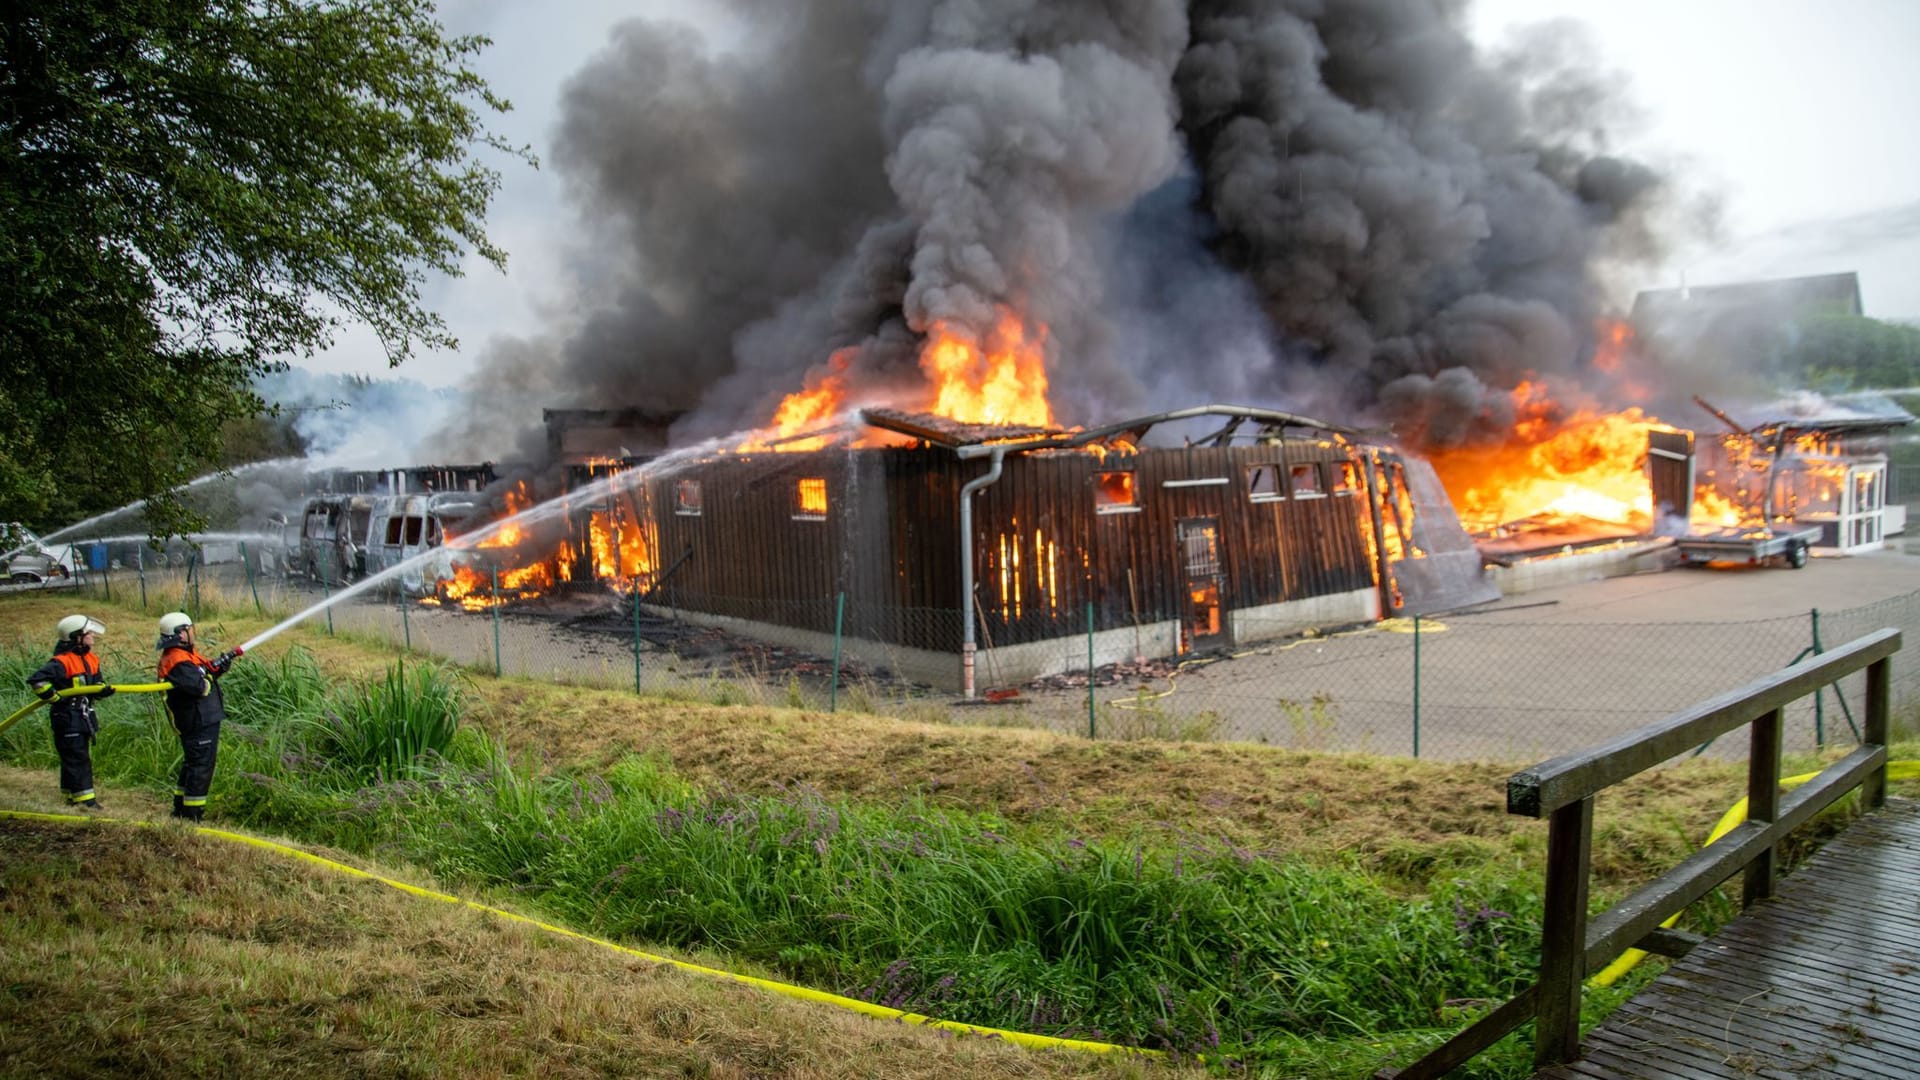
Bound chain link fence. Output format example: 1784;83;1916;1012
47;543;1920;763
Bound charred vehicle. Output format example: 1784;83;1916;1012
296;495;374;584
2;524;75;584
365;492;484;597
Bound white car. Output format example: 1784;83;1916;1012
1;525;76;583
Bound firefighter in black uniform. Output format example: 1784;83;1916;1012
155;612;234;820
26;615;115;807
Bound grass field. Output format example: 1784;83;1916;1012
4;589;1913;1078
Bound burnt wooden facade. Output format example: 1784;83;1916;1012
622;436;1392;654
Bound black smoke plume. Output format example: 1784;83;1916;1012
444;0;1685;459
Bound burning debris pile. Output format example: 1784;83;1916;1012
419;477;658;612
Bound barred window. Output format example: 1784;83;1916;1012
675;479;703;516
795;477;827;520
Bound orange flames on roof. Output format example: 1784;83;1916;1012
749;304;1054;451
920;311;1053;429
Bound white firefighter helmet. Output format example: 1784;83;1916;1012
56;614;106;640
157;612;194;638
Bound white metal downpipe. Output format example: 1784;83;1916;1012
958;447;1008;699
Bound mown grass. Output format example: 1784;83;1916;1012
0;818;1180;1080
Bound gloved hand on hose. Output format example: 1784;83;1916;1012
32;683;56;702
94;685;115;699
209;651;240;678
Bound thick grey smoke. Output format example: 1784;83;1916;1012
1177;2;1671;446
446;0;1678;458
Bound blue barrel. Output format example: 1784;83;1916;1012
87;543;108;571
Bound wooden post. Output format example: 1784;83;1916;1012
1534;796;1593;1069
1743;707;1783;907
1863;656;1891;810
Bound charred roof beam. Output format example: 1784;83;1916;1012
952;404;1362;459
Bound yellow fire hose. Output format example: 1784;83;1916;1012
0;683;171;738
1591;759;1920;987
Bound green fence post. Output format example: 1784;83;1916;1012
240;542;263;616
632;592;642;695
1087;600;1097;740
319;553;334;636
1810;608;1825;748
136;546;147;609
1413;613;1422;759
102;551;111;602
491;565;503;677
188;550;201;616
830;592;845;712
401;586;412;651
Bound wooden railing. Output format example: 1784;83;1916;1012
1379;627;1900;1079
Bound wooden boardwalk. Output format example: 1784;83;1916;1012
1537;798;1920;1080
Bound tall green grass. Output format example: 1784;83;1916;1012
294;661;466;782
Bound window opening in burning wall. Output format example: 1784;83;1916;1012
1290;464;1325;498
1332;460;1359;496
794;477;828;521
1095;470;1138;513
675;479;702;516
1247;465;1282;502
384;516;426;546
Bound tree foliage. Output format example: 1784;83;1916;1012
0;0;526;536
1778;314;1920;392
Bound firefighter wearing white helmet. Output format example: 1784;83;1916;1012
25;614;113;807
155;612;232;821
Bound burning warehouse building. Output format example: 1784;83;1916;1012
585;405;1496;694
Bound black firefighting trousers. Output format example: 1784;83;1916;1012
52;713;97;804
172;716;221;819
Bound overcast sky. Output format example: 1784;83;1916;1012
306;0;1920;388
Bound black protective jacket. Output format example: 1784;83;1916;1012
26;642;104;734
157;633;226;731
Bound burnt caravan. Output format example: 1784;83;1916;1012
365;492;484;596
295;494;374;584
615;405;1494;692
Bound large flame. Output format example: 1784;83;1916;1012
920;310;1053;428
434;483;555;610
750;304;1055;451
737;349;858;452
1430;383;1669;533
427;481;660;610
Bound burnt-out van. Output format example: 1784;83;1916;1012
296;495;374;584
365;492;482;596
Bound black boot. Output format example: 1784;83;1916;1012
181;804;204;822
171;794;188;819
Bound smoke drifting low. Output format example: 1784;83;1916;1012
448;0;1692;458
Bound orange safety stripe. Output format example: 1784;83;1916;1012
55;652;101;680
158;647;213;680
